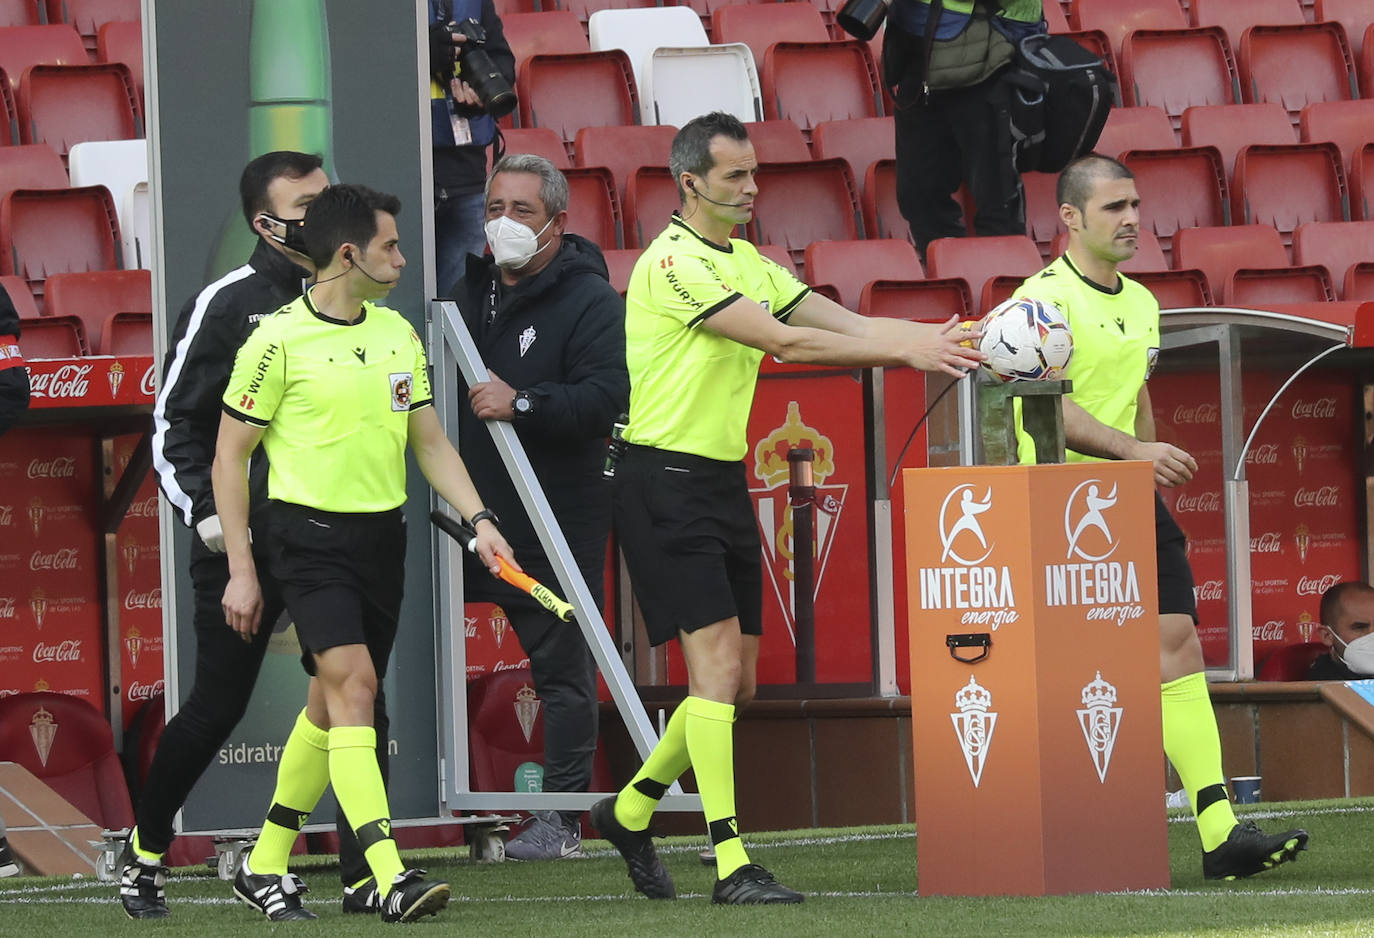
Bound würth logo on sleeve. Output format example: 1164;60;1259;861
389;373;413;412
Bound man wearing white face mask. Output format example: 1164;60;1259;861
446;153;629;861
1311;581;1374;680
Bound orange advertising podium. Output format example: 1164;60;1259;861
903;461;1169;896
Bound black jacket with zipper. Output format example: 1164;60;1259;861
448;233;628;587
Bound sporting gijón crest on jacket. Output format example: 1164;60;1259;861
449;232;629;556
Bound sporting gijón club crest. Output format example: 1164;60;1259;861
749;402;846;644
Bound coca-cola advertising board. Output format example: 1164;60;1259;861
115;435;166;729
25;357;156;410
1149;368;1361;669
0;428;104;705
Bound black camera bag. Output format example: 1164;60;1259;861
1004;33;1117;173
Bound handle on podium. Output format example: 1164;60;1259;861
947;632;991;664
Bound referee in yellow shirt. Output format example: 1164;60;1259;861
1013;154;1308;881
213;184;514;923
591;111;985;905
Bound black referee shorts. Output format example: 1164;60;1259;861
1155;492;1198;623
262;500;406;677
613;445;763;647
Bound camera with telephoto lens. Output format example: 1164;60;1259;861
451;18;517;119
836;0;891;41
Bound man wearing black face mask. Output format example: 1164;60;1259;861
124;152;389;919
447;154;628;861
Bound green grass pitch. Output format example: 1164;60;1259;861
2;800;1372;937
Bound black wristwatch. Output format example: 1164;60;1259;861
512;390;535;419
469;509;500;528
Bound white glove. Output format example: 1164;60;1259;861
196;514;226;553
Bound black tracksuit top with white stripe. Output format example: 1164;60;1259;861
152;240;308;528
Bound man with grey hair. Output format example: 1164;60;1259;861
446;153;629;860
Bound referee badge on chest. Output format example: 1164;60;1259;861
389;372;413;412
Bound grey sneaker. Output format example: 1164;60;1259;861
505;810;583;861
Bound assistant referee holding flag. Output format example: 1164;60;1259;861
214;184;515;923
592;111;985;904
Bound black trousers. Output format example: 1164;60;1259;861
893;72;1027;258
0;366;29;438
468;542;602;824
134;534;389;886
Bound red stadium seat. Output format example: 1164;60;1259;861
714;1;829;68
925;234;1044;315
1256;641;1328;680
500;126;572;167
43;268;149;354
1352;142;1374;219
96;19;142;105
0;65;14;145
494;0;540;15
517;50;638;144
0;274;38;317
601;247;641;295
1180;102;1295;181
1299;99;1374;171
0;142;66;200
1232;142;1349;245
501;11;588;69
743;119;811;163
1093;106;1177;159
758;242;799;276
750;158;862;263
812;116;893;187
1121;146;1230;259
1239;22;1358;122
1191;0;1305;52
761;40;881;131
623;164;680;248
467;668;613;807
803;238;921;310
1360;22;1374;97
1293;219;1374;298
1072;0;1187;60
860;278;974;321
555;0;656;25
1134;269;1214;306
17;313;85;355
0;24;85;94
1022;170;1062;262
0;186;120;300
0;692;134;829
1347;261;1374;300
1227;266;1336;304
1;0;42;27
1119;27;1240;126
16;62;139;156
1173;224;1289;299
573;123;675;203
1043;2;1117;73
563;165;622;250
1314;0;1373;60
43;0;138;54
98;309;150;354
861;158;910;243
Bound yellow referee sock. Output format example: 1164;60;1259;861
130;827;161;863
1161;672;1238;852
249;709;331;876
683;696;750;879
329;725;404;895
614;702;691;832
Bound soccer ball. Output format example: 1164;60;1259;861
977;297;1074;382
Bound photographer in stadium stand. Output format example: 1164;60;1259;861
1012;153;1309;881
213;184;515;923
592;111;984;905
126;152;389;920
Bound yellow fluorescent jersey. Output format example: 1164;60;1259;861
624;215;810;461
1011;253;1160;464
221;291;434;512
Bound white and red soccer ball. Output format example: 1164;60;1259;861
974;297;1074;382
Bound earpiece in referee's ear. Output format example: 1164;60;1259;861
344;249;354;264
